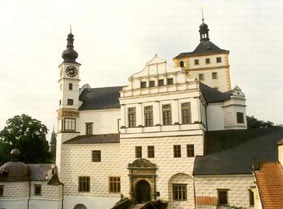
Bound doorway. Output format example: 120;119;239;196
136;180;151;203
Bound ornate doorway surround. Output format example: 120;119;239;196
128;158;157;203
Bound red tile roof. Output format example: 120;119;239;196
255;162;283;209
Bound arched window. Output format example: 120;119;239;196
73;204;87;209
180;61;184;67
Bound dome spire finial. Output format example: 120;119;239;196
201;8;204;23
61;26;79;63
199;9;210;42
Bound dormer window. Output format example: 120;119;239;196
206;58;210;64
149;80;155;87
140;81;147;88
158;79;164;86
167;78;174;85
179;61;184;67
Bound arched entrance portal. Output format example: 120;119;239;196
73;204;87;209
136;180;151;203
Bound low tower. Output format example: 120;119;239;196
56;29;81;172
173;17;231;92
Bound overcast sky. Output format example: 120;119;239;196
1;0;283;139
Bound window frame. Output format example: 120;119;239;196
147;146;155;158
167;78;174;85
179;61;184;67
205;58;210;64
140;81;147;88
67;98;74;106
69;83;73;90
149;80;155;87
128;107;136;128
158;79;164;86
187;144;194;157
109;176;121;193
199;73;204;81
249;189;254;206
0;185;4;197
78;176;90;192
64;118;76;132
181;102;191;124
135;146;142;158
92;150;101;162
162;104;172;125
172;184;187;201
217;189;228;205
85;122;93;135
173;145;181;158
216;57;222;63
34;184;42;196
237;112;245;124
194;59;199;65
144;106;153;127
212;72;217;79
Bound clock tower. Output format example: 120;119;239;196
56;30;81;172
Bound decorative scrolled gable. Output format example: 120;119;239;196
128;158;157;169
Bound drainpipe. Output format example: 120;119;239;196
27;180;31;209
192;176;196;209
61;184;64;209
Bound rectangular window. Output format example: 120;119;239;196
109;177;121;193
167;78;174;85
147;146;155;158
181;102;191;124
149;80;155;87
69;83;73;90
85;123;93;135
140;81;147;88
249;190;254;206
205;58;210;64
212;72;217;79
34;184;42;196
78;176;90;192
64;118;76;131
128;107;136;128
194;59;199;65
135;146;142;158
173;145;181;158
162;104;172;125
0;185;4;197
187;144;194;157
67;99;74;105
172;184;187;201
218;189;228;205
199;74;204;81
92;150;101;162
144;106;153;127
237;112;244;124
158;79;164;86
216;57;222;63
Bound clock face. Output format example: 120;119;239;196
65;66;78;77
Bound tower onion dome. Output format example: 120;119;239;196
0;149;29;182
62;32;78;63
199;19;210;42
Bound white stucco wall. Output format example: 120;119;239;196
206;103;225;131
79;108;120;135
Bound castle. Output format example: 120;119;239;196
0;17;282;209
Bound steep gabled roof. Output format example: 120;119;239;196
199;82;231;103
194;127;283;175
79;86;124;110
254;162;283;209
64;134;120;144
175;41;229;59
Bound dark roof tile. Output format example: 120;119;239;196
64;134;120;144
199;82;231;103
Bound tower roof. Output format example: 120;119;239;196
62;29;79;64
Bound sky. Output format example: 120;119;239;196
1;0;283;140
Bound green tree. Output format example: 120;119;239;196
0;114;51;164
247;115;274;129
